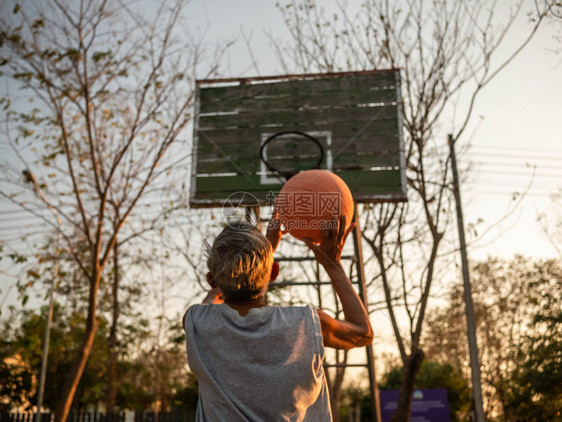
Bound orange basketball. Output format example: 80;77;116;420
275;170;354;243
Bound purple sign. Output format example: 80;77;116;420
380;388;450;422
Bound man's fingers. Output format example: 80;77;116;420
303;237;323;255
343;222;356;242
321;220;333;244
267;207;280;228
267;214;280;228
303;237;315;249
336;215;346;243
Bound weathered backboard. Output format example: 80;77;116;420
190;69;406;207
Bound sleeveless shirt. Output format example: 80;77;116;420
184;303;332;421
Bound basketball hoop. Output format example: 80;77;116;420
259;131;324;180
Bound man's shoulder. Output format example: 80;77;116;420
269;304;316;315
187;303;224;317
187;303;212;312
184;303;221;327
273;304;316;312
269;304;319;325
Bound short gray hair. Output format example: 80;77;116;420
207;222;273;300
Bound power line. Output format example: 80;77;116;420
471;169;562;178
469;179;555;189
1;231;53;243
470;160;562;171
0;206;196;225
465;151;562;162
469;143;562;155
0;196;190;218
432;147;562;164
0;214;51;223
471;191;556;197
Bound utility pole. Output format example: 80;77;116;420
36;249;59;421
24;169;62;422
448;135;485;422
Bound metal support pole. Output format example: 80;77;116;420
448;135;485;422
351;203;382;422
36;234;61;421
24;169;62;422
36;267;56;420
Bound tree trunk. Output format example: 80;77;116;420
106;236;120;412
54;271;101;422
390;348;425;422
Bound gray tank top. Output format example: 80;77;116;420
184;304;332;421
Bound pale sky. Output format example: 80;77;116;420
186;0;562;260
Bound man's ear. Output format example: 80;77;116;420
270;262;279;282
206;272;217;288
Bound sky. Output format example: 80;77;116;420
184;0;562;260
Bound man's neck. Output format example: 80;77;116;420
224;295;267;316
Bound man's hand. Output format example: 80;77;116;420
266;208;283;252
303;215;355;267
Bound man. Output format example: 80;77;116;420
183;215;373;421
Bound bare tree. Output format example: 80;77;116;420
0;0;230;419
544;0;562;52
273;0;556;419
538;188;562;259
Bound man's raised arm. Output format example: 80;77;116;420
303;216;374;350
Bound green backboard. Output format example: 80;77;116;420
190;69;406;207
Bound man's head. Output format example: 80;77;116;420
207;222;275;301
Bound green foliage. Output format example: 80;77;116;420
338;385;373;422
379;366;401;390
0;307;34;411
0;300;195;411
505;262;562;421
0;303;110;411
424;256;562;420
8;252;27;264
171;372;199;411
114;360;156;410
92;50;112;63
